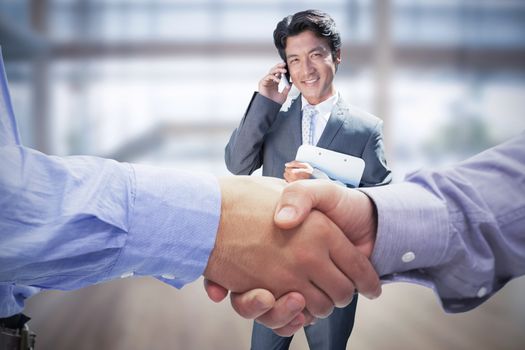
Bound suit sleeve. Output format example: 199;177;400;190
360;120;392;187
225;92;282;175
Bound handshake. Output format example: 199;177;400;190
202;176;381;336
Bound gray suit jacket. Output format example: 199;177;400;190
225;92;391;187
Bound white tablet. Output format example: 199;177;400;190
295;145;365;187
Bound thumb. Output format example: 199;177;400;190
274;180;345;230
230;289;275;319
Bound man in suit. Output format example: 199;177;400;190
225;9;391;350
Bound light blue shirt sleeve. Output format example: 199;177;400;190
360;132;525;313
0;48;221;317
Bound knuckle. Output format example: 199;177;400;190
282;180;308;196
353;252;370;275
292;248;316;268
305;211;332;236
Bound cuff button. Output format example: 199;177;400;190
401;251;415;263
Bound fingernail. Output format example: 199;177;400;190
276;207;297;222
373;286;383;299
286;298;303;313
364;287;382;300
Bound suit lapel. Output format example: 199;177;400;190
317;95;348;148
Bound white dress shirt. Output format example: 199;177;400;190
301;93;339;145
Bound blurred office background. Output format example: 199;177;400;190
1;0;524;349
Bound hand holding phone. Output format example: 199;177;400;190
279;62;291;90
259;62;291;104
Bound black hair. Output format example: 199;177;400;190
273;9;342;62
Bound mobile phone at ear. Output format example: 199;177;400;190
278;63;291;92
284;63;291;84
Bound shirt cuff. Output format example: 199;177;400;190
359;182;449;277
109;164;221;288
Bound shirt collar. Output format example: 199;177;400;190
301;93;339;122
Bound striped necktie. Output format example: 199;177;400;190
302;104;317;145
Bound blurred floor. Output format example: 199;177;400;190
24;275;525;350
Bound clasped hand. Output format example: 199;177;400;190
203;177;380;336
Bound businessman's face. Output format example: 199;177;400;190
285;30;340;105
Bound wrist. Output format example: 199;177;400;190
365;194;378;258
258;90;285;105
203;176;232;284
351;190;378;259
